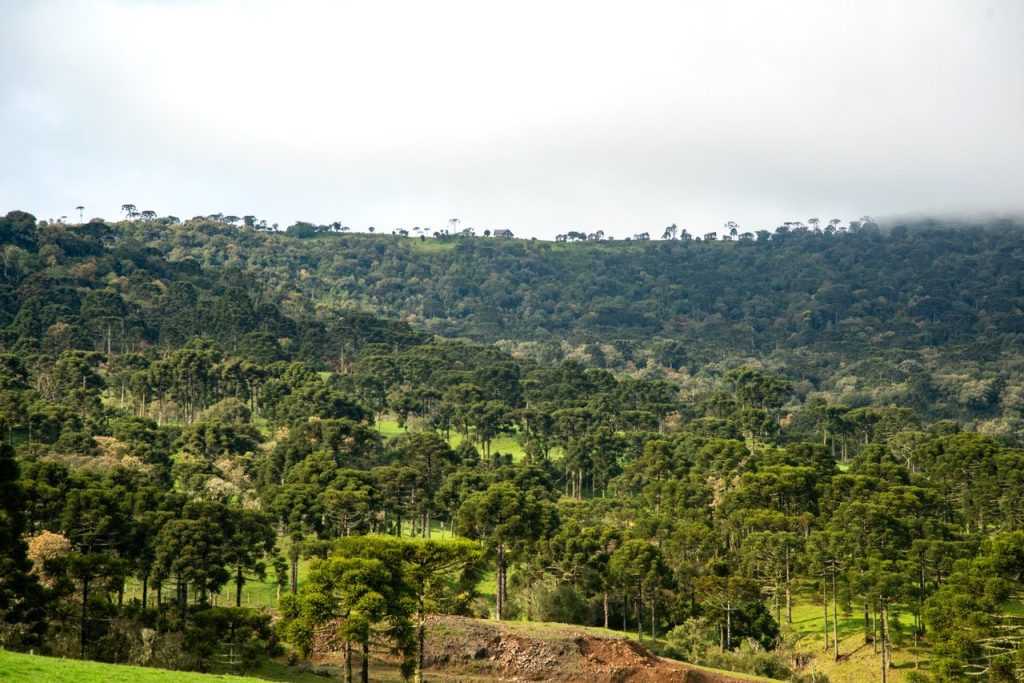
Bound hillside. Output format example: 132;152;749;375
5;211;1024;425
110;217;1024;351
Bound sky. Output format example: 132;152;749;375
1;0;1022;239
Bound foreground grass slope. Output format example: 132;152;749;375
0;650;265;683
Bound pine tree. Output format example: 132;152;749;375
0;443;47;647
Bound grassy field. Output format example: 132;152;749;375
375;417;530;458
0;649;435;682
784;596;926;682
787;598;916;644
406;238;457;254
375;416;563;463
0;650;269;683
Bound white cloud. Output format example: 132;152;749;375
2;0;1022;235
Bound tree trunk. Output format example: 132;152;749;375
236;566;244;607
650;598;655;639
415;600;426;683
822;579;830;652
361;639;370;683
495;544;505;620
726;601;732;650
80;575;91;659
603;591;609;629
831;564;839;659
918;563;925;639
290;556;298;594
636;590;642;641
872;605;878;653
345;641;353;683
880;602;889;683
142;573;149;609
785;548;792;623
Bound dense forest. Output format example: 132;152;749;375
1;209;1023;682
70;212;1024;429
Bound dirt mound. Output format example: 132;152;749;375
307;614;760;681
420;615;760;682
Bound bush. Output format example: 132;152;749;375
183;607;279;673
703;639;794;679
198;398;252;424
665;629;818;683
533;583;590;625
664;617;717;662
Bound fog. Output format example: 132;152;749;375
2;0;1022;237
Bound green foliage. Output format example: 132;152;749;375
182;607;278;673
279;551;414;683
0;443;47;648
4;210;1024;680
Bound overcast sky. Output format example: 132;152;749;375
2;1;1022;238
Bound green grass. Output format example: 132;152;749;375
375;417;408;438
476;570;497;615
1004;598;1024;616
784;596;931;682
375;417;558;463
787;597;916;645
448;429;528;461
406;238;456;253
125;529;470;610
0;650;268;682
123;536;314;610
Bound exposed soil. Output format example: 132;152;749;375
310;615;764;682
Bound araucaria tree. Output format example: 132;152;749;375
456;483;557;620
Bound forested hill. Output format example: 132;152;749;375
4;210;1023;425
8;212;1024;354
0;210;426;364
140;218;1024;352
105;216;1024;358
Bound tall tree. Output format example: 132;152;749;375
456;483;557;619
0;443;46;648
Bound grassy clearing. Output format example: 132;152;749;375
406;238;457;254
375;417;408;438
784;597;927;682
1004;598;1024;616
375;417;561;464
787;597;917;645
448;429;528;461
122;543;312;610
